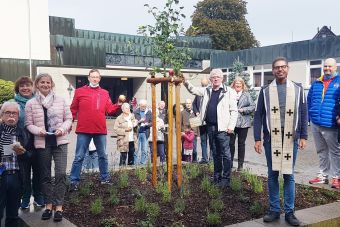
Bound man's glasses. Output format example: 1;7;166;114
3;111;19;116
273;65;288;70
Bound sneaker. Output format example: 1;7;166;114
331;178;340;189
101;180;113;185
53;210;63;222
309;174;328;184
20;200;30;209
69;183;79;192
263;211;280;222
217;179;230;188
33;198;44;207
41;209;52;220
285;212;300;226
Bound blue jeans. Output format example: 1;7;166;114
199;125;209;162
135;133;147;165
207;125;232;182
149;141;166;163
82;150;99;170
0;172;21;227
263;141;298;214
70;134;109;183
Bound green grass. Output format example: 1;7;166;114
90;198;103;215
118;171;129;188
206;211;221;225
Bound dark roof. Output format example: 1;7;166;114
313;26;336;40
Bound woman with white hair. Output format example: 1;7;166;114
113;103;138;165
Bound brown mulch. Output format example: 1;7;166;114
63;165;340;227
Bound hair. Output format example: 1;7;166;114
0;101;20;117
272;57;288;68
88;69;101;76
231;76;248;91
14;76;33;94
209;69;223;79
139;99;147;106
34;73;55;89
121;102;130;111
158;101;165;106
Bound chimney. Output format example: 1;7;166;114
317;27;319;32
330;26;332;31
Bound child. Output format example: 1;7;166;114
149;115;166;164
182;125;195;162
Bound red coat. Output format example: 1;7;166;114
70;85;120;134
182;130;195;150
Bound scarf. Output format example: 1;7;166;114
36;91;59;132
15;93;33;129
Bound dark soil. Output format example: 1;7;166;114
63;164;340;227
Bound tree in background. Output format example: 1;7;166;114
226;60;257;101
0;79;14;104
187;0;259;51
138;0;191;103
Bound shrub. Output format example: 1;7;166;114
230;176;242;192
250;201;264;215
119;171;129;188
90;198;103;215
208;161;214;173
135;167;147;182
174;199;186;214
156;181;171;203
134;196;147;213
186;163;201;179
79;182;92;196
109;187;120;206
206;211;221;225
100;217;121;227
210;199;224;212
201;176;212;192
241;169;263;193
146;202;160;223
208;185;222;199
0;79;14;104
180;181;191;198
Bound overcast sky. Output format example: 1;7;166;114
48;0;340;47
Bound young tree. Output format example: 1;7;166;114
226;60;257;101
187;0;259;51
138;0;191;103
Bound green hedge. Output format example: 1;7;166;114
0;79;15;104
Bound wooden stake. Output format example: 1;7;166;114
151;83;157;187
167;82;173;191
175;84;182;188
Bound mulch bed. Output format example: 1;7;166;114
63;164;340;227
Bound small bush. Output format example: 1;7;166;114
206;211;221;225
146;202;160;223
79;182;92;196
119;171;129;188
135;196;147;213
180;182;191;198
241;169;263;193
135;167;147;182
201;176;212;192
109;188;120;206
208;162;214;173
156;181;171;203
230;176;242;192
210;199;224;212
174;199;186;214
250;201;264;215
208;185;222;199
100;217;121;227
90;198;103;215
186;163;201;179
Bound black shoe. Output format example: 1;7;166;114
217;179;230;188
53;210;63;222
285;212;300;226
263;211;280;222
41;209;52;220
69;183;79;192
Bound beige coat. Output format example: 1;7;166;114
113;113;138;153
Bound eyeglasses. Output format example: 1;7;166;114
273;65;288;70
3;111;19;116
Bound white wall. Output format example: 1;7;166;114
0;0;50;60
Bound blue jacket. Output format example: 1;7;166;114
307;75;340;128
254;80;308;142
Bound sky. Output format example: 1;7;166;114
48;0;340;47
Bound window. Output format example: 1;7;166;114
264;71;274;85
253;72;261;87
310;60;322;65
310;68;321;84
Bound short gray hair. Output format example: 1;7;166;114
121;103;130;111
0;101;20;117
210;69;223;78
139;99;147;106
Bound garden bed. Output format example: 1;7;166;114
63;163;340;227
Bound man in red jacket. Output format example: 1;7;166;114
69;69;121;190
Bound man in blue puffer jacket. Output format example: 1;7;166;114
307;58;340;189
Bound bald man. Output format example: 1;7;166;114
308;58;340;189
193;77;210;163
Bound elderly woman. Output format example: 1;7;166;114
25;73;72;222
14;76;44;209
230;77;255;171
0;101;31;226
113;103;137;166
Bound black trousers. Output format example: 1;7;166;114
229;127;249;168
120;142;135;166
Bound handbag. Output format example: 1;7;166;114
189;116;202;128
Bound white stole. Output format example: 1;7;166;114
269;80;295;174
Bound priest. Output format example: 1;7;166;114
254;57;308;227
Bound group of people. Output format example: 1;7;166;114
1;56;340;227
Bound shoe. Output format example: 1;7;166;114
199;160;208;164
101;180;113;185
33;197;44;207
41;209;52;220
53;210;63;222
331;178;340;189
217;179;230;188
69;183;79;192
309;174;328;184
285;212;300;226
237;166;243;172
263;211;280;222
20;200;30;209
